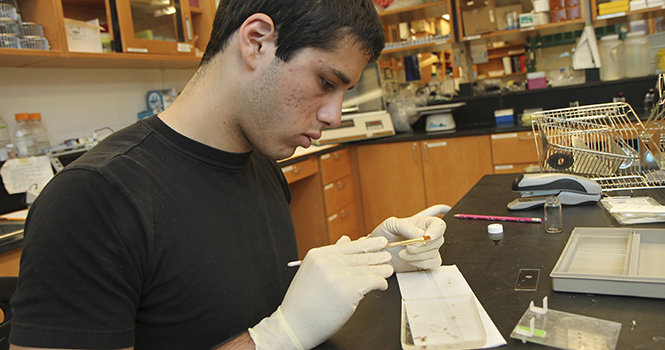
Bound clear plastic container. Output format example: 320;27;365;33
0;33;18;48
545;196;563;233
624;31;651;78
20;22;43;37
598;34;625;81
401;295;486;349
14;113;36;158
0;17;19;35
19;36;49;50
427;73;440;99
29;113;50;155
0;116;10;161
0;4;17;21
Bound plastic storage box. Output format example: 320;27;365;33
551;227;665;298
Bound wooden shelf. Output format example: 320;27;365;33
380;39;452;59
462;18;586;42
379;0;451;26
0;48;65;67
0;48;201;69
477;71;527;80
593;6;665;24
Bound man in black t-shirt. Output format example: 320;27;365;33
10;1;447;349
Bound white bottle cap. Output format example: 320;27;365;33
488;223;503;234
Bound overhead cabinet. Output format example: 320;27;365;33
0;0;215;68
111;0;200;56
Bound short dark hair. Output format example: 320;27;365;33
200;0;385;66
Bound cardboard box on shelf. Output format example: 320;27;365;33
496;4;523;30
519;12;535;27
534;0;550;12
64;18;103;53
462;0;497;36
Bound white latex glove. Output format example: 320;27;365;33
368;216;446;272
248;236;393;350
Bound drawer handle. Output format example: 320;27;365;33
340;210;349;218
412;143;418;163
291;167;305;174
333;152;344;159
423;142;429;162
336;182;347;189
519;137;533;141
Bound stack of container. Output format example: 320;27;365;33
0;0;49;50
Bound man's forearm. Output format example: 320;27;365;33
213;332;255;350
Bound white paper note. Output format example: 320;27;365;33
0;156;54;194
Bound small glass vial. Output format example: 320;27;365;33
544;196;562;233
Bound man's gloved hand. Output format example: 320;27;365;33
369;216;446;272
248;236;393;350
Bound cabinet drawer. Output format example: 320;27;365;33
282;157;318;184
491;131;539;165
327;202;358;243
323;175;355;216
320;148;352;184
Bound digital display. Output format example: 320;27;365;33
365;120;383;130
324;119;355;130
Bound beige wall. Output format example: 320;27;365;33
0;67;196;146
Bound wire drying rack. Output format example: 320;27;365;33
531;74;665;192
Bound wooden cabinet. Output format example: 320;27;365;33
0;249;21;277
355;135;494;230
490;130;540;174
421;135;493;206
0;0;216;69
355;141;427;231
282;157;319;184
284;148;361;259
284;158;328;260
112;0;201;56
319;148;360;243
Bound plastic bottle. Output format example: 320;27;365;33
0;117;11;161
613;92;626;103
644;88;655;116
624;31;651;78
488;223;503;245
428;72;440;99
14;113;36;158
29;113;50;155
598;34;625;81
544;196;563;233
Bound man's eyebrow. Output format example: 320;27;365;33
323;65;356;90
327;67;351;85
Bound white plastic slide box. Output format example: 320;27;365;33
551;227;665;298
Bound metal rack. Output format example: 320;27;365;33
531;78;665;192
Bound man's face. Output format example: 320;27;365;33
240;40;370;160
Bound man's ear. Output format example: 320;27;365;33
238;13;276;70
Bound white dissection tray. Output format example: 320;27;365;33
551;227;665;298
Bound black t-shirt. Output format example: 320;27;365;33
10;116;299;349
